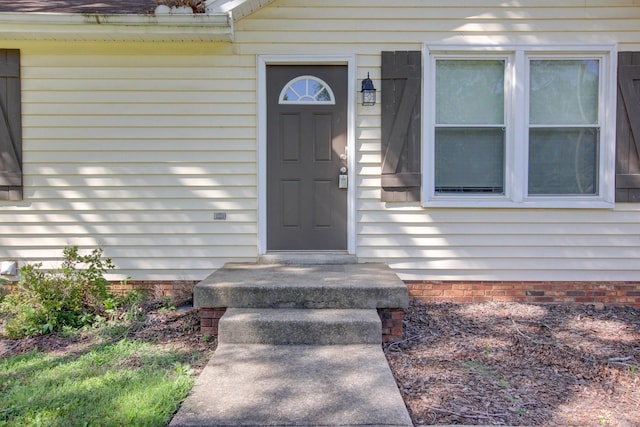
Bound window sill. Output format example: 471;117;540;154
422;198;615;209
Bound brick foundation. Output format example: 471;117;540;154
199;307;227;337
377;308;405;343
109;280;197;303
1;280;197;304
406;281;640;308
4;279;638;308
4;278;639;343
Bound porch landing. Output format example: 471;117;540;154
170;262;412;426
193;262;409;310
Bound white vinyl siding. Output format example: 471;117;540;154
1;1;640;282
2;45;258;280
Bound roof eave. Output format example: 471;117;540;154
0;12;234;42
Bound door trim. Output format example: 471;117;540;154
258;54;357;255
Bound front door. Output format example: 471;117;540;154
266;65;348;250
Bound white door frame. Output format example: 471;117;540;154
257;54;357;255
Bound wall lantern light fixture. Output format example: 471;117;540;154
361;73;376;106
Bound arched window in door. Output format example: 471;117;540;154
279;75;336;105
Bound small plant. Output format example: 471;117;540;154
598;415;611;425
0;246;116;338
173;362;194;376
103;288;147;321
0;277;8;302
158;296;176;312
484;343;492;360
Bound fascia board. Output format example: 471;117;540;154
205;0;275;21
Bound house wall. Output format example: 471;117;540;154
1;42;259;281
1;0;640;286
237;0;640;282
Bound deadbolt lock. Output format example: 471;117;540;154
339;167;348;189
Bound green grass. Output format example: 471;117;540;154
0;339;197;427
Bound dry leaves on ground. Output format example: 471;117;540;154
385;302;640;426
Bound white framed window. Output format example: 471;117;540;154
423;44;617;208
279;75;336;105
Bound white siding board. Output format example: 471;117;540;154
0;235;257;247
11;199;255;211
22;54;254;68
22;67;255;80
0;223;257;236
26;151;255;163
24;79;253;92
26;175;256;187
25;103;254;116
23;116;255;130
0;211;257;223
24;131;253;142
26;188;256;200
25;140;256;152
22;91;256;103
241;19;640;33
24;164;257;175
359;234;640;248
357;223;640;236
376;258;640;271
5;246;257;260
394;269;637;282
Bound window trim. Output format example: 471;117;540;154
422;44;617;209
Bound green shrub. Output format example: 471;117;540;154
0;246;116;338
0;277;8;302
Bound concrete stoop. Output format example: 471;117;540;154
170;262;412;426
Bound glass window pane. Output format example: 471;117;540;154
316;87;331;102
282;88;297;102
528;128;598;195
290;80;308;98
530;60;599;125
436;60;505;125
279;76;335;104
435;128;504;193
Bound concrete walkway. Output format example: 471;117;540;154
170;343;412;426
170;262;413;426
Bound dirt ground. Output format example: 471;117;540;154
385;302;640;426
2;301;639;426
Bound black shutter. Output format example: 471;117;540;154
0;49;22;201
381;51;421;202
616;51;640;202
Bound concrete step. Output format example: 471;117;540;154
169;343;413;427
258;251;357;265
194;263;409;310
218;308;381;345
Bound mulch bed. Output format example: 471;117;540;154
385;301;640;426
